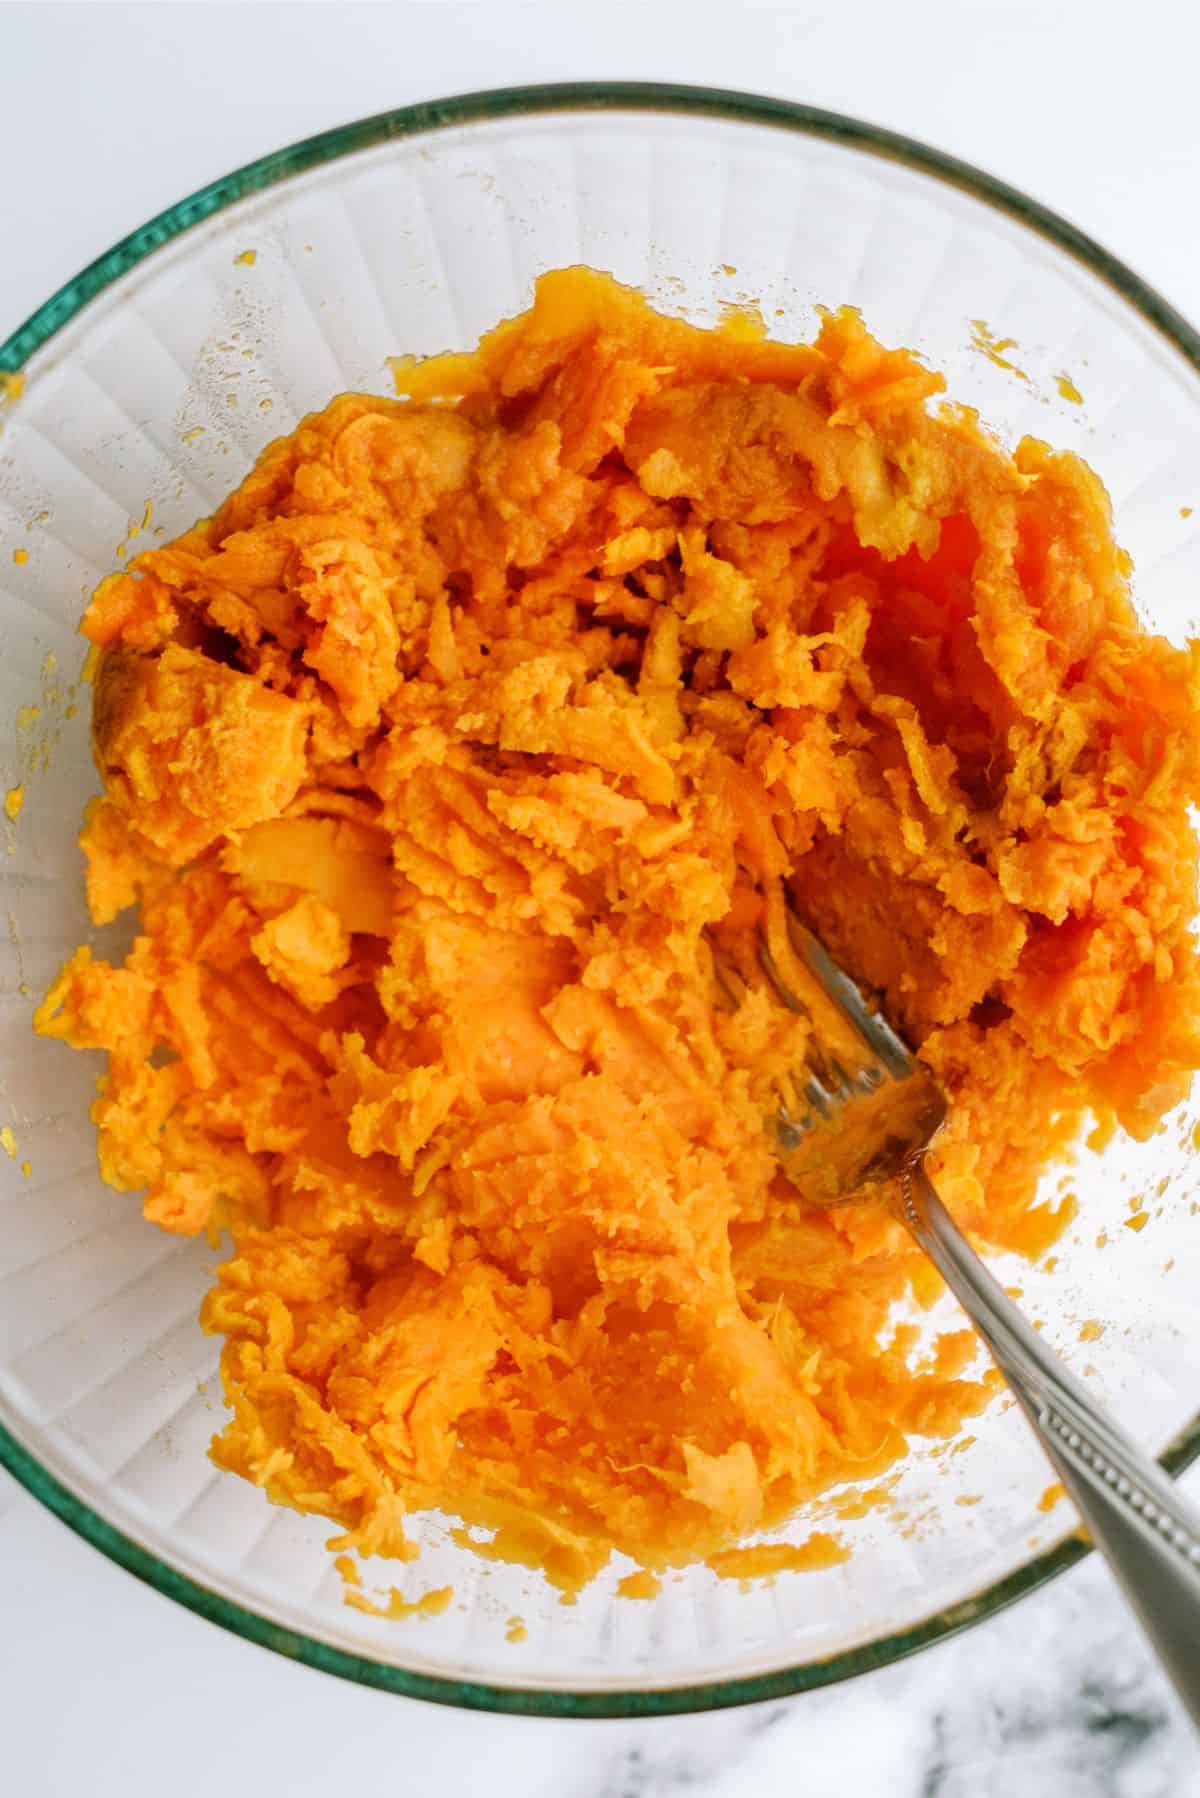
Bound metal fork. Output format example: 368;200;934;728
745;900;1200;1726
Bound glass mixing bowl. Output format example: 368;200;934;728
2;84;1200;1718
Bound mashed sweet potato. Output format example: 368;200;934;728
36;269;1200;1595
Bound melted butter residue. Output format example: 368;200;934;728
969;319;1029;381
333;1552;360;1588
7;652;80;822
333;1548;452;1621
114;511;156;562
706;1531;849;1584
343;1583;453;1622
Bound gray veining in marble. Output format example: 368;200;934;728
560;1505;1200;1798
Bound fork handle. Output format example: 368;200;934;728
902;1160;1200;1728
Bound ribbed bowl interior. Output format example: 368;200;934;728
2;93;1200;1711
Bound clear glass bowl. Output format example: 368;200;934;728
3;84;1200;1717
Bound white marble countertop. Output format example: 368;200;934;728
4;3;1200;1791
3;1457;1198;1795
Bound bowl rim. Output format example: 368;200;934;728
3;79;1199;1718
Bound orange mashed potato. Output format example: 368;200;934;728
36;270;1200;1595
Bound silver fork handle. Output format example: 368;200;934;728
903;1160;1200;1728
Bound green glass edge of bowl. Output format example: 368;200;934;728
1;79;1198;1718
7;80;1200;379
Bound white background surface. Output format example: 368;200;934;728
3;3;1200;1793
